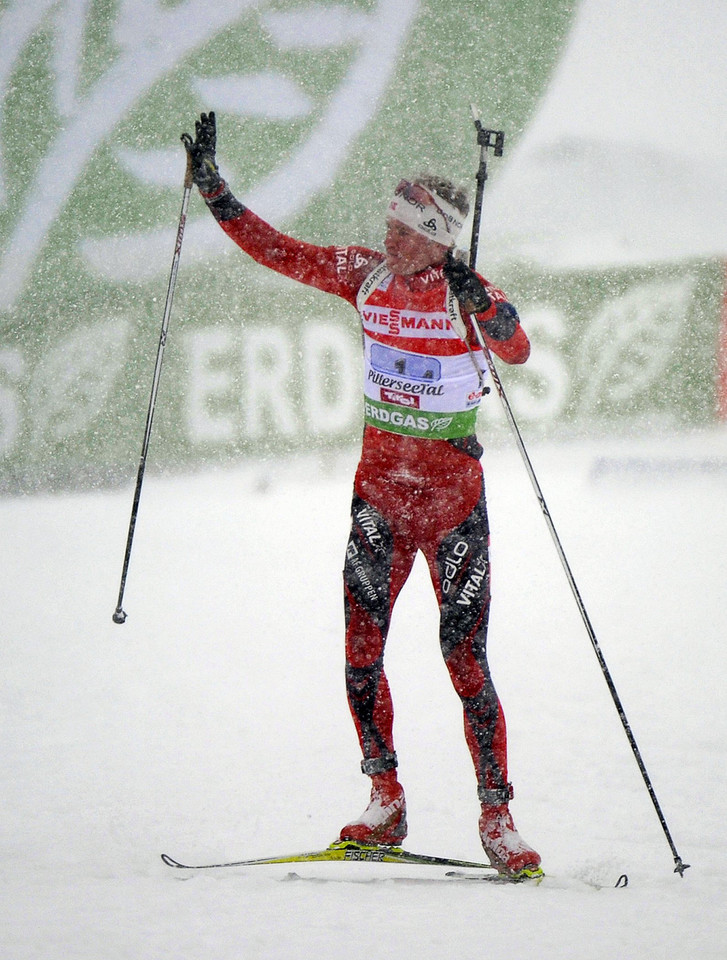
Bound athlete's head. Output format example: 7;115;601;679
384;175;469;275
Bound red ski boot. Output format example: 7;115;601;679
479;803;542;877
339;781;407;846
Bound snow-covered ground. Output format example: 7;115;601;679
3;430;726;959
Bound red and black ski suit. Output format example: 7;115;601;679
207;196;530;806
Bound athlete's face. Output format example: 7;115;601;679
384;219;449;275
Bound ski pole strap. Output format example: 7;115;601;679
361;752;398;776
478;783;514;805
356;261;391;313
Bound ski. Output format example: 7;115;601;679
160;840;543;882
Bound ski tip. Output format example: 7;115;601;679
161;854;186;868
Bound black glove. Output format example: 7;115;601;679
443;251;492;313
482;301;519;341
181;111;222;195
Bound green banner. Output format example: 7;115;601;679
11;0;719;496
481;258;724;439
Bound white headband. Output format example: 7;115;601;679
387;180;464;247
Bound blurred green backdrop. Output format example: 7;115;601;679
0;0;721;493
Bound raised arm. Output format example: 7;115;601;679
181;112;378;304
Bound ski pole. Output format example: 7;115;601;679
112;154;193;625
465;104;689;877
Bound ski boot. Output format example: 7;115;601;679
339;780;407;846
479;803;542;878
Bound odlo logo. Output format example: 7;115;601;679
442;539;468;595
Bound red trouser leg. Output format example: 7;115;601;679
343;491;415;774
424;485;510;802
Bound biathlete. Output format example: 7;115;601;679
182;112;541;877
